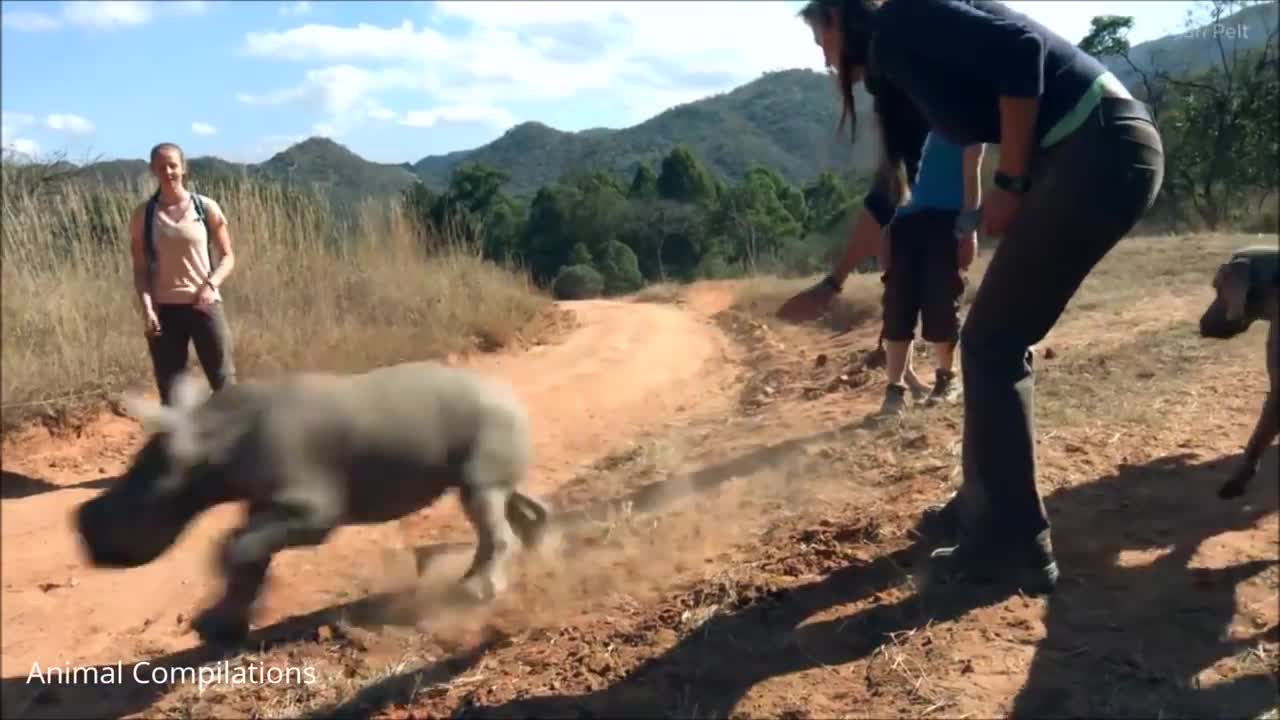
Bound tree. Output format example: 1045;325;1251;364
656;146;715;205
1081;1;1279;229
627;163;658;200
1078;15;1167;116
712;170;804;272
802;171;854;235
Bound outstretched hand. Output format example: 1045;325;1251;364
776;278;838;324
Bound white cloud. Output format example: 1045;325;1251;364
238;65;428;114
1;111;41;159
234;2;823;136
1;10;61;32
399;104;516;130
45;113;95;135
3;0;207;32
1;110;37;156
241;20;452;63
238;64;438;138
61;1;151;29
7;137;41;158
278;1;312;17
191;121;218;136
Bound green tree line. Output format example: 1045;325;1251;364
401;146;872;299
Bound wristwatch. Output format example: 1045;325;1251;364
994;170;1031;194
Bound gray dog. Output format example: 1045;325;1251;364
75;361;552;647
1199;245;1280;499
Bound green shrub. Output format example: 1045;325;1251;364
552;264;605;300
596;239;644;295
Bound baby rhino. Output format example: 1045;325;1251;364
75;361;552;647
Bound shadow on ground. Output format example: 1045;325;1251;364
5;428;1275;719
1;470;115;499
438;448;1277;718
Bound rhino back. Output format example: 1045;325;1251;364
255;363;528;476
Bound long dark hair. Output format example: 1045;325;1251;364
800;0;928;205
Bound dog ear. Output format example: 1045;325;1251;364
1220;258;1252;323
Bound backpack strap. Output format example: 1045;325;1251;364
142;190;160;283
189;190;221;272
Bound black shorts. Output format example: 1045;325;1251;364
881;209;967;344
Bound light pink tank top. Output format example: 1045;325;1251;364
149;194;223;306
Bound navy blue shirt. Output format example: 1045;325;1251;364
862;0;1109;225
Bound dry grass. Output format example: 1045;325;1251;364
0;167;549;431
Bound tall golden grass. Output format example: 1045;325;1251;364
0;163;548;431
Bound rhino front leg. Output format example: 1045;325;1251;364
193;492;340;647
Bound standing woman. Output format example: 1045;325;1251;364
799;0;1164;594
129;142;238;405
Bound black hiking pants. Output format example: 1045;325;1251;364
952;95;1164;547
146;302;237;405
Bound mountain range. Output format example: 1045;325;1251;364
62;1;1274;206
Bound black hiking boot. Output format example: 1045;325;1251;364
927;529;1060;596
926;368;960;406
877;382;909;417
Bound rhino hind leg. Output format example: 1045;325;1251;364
456;485;519;603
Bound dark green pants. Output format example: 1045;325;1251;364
146;302;237;406
954;95;1164;545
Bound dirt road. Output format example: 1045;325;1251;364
0;297;737;681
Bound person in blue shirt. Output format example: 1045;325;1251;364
783;0;1165;595
786;131;983;415
876;131;984;416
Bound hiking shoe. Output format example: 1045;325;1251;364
927;530;1060;596
926;368;960;406
877;383;908;417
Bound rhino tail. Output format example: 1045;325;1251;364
505;491;552;549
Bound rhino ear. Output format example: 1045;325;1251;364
170;373;208;413
122;392;179;435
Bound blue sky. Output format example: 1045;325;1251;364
1;0;1207;165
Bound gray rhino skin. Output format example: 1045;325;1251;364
74;360;551;647
1198;245;1280;499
